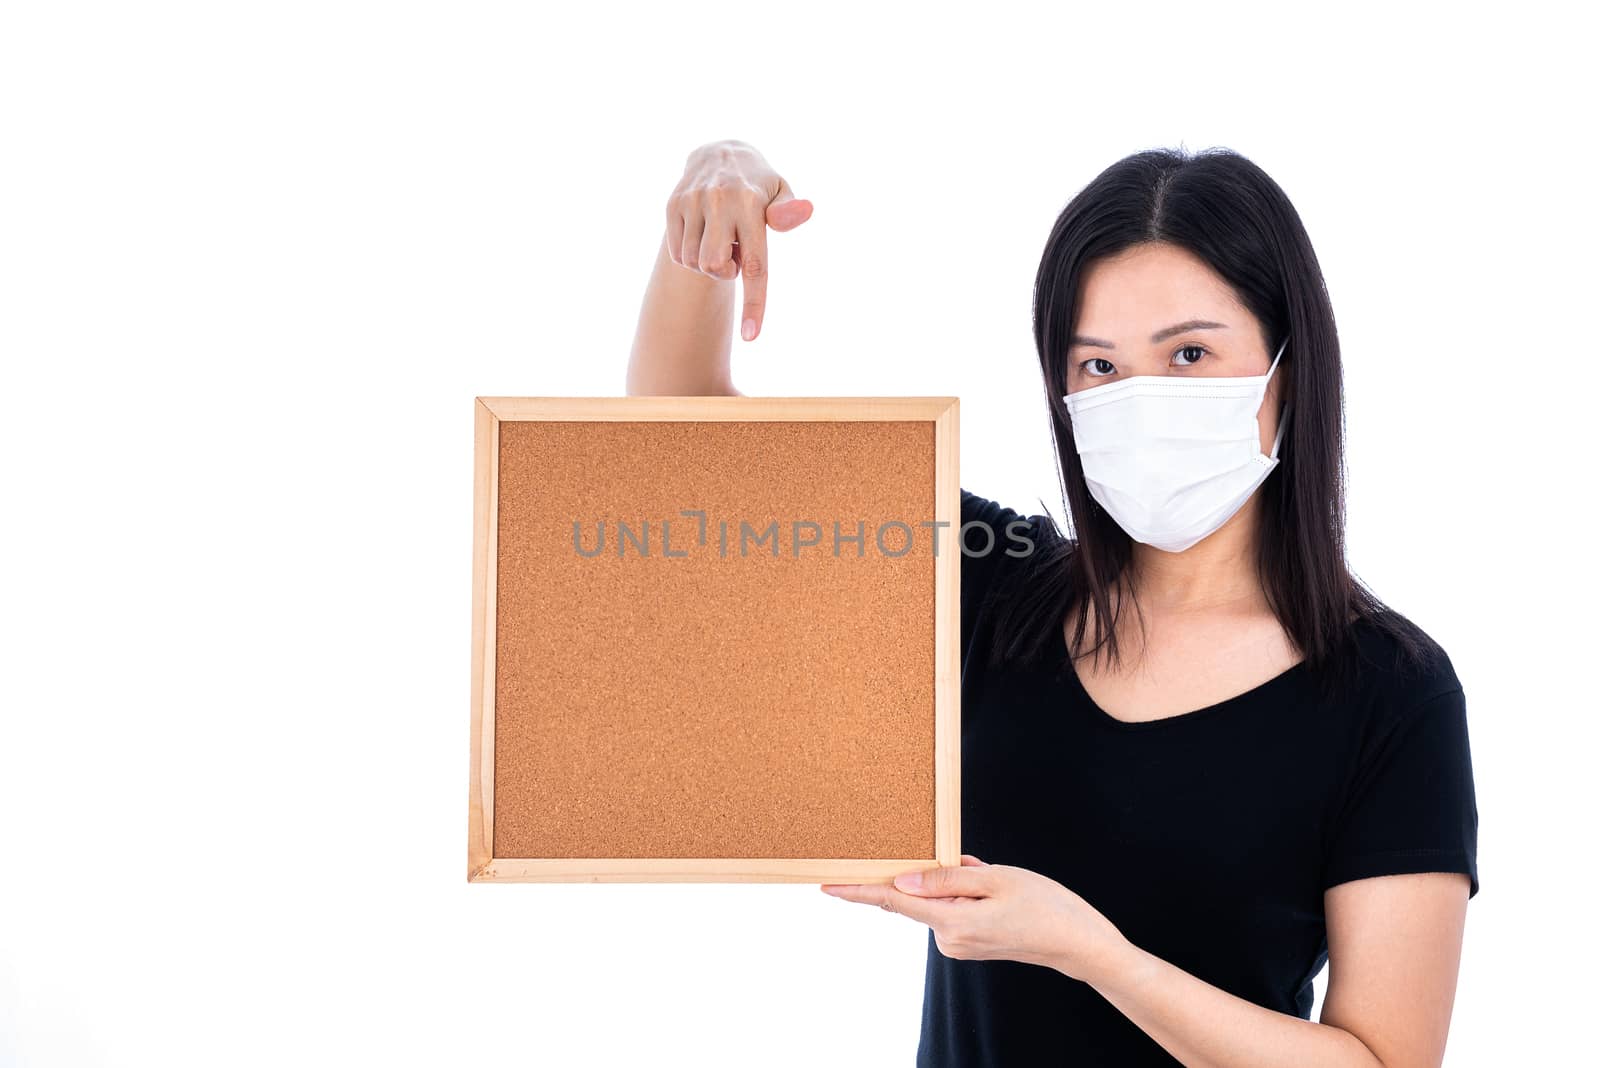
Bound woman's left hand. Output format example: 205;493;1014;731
821;854;1130;983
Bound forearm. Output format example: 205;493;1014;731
1080;940;1385;1068
625;230;740;396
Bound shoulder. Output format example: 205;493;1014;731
959;488;1065;556
960;488;1028;536
958;488;1068;594
956;489;1072;664
1336;610;1473;773
1347;610;1463;711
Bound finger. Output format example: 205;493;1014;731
765;179;812;232
737;210;769;341
699;207;737;282
665;199;685;267
822;883;956;926
895;864;992;898
766;199;812;231
961;854;989;867
679;207;705;272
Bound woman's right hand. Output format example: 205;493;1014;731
666;140;813;342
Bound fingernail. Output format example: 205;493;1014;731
821;886;842;896
742;318;756;341
894;872;921;890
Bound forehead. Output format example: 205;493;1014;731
1075;243;1248;327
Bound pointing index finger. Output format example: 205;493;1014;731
736;211;769;341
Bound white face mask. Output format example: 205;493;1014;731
1062;336;1290;554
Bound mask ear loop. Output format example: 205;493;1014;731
1269;402;1291;460
1265;335;1290;460
1265;334;1288;380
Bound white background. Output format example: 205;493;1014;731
2;2;1594;1065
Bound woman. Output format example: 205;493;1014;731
627;140;1479;1067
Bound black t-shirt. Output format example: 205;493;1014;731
917;490;1481;1066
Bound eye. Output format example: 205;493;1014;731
1080;357;1116;377
1172;343;1208;367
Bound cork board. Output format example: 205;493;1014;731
468;396;960;883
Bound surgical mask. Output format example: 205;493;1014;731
1061;336;1290;554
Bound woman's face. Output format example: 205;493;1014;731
1064;241;1284;457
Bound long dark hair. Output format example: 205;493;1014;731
987;146;1439;703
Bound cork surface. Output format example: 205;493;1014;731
493;419;937;859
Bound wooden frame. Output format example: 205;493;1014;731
468;396;960;883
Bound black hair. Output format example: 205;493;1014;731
986;146;1441;703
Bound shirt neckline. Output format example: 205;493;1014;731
1055;637;1309;732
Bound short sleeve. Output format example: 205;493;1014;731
1323;686;1481;898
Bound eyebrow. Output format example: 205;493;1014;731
1068;320;1231;349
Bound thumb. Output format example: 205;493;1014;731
894;862;990;897
765;181;812;232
